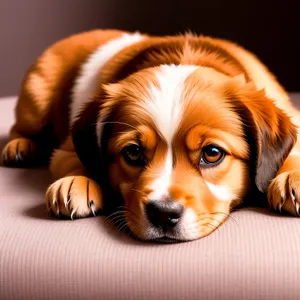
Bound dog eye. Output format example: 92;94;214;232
122;144;145;166
200;145;225;167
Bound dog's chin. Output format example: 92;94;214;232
129;223;205;243
142;228;203;243
152;237;185;244
151;231;199;243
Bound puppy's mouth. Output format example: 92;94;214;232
122;202;208;242
121;200;225;242
152;236;184;244
147;225;184;243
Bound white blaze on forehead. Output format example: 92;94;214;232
148;149;173;200
145;65;198;200
70;32;145;126
145;64;199;144
205;181;236;202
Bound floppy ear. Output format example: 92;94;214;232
229;87;297;193
253;98;297;193
71;84;121;182
71;100;104;181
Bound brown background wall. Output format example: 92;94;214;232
1;0;299;96
0;0;113;96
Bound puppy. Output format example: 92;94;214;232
2;29;300;242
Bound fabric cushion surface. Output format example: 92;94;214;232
1;95;300;300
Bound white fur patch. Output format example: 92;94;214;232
148;149;173;200
145;65;198;201
145;65;199;144
205;181;236;202
171;207;200;240
290;148;300;156
70;32;145;126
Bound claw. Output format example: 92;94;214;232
278;201;283;213
295;202;300;216
15;142;24;163
291;189;296;206
277;197;286;213
66;196;71;207
52;199;60;217
66;179;75;209
3;146;9;165
89;201;96;217
63;194;69;209
17;152;24;162
52;201;59;217
70;209;77;220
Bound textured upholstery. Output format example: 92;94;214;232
1;96;300;300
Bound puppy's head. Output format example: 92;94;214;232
72;65;296;241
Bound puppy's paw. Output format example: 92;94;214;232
268;171;300;216
45;176;103;219
1;138;37;167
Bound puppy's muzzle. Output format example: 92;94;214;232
145;200;184;230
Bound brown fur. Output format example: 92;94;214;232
3;29;123;166
2;30;300;241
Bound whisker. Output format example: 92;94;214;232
198;216;223;224
202;223;220;233
105;210;125;219
115;206;141;218
110;212;140;238
105;217;123;228
117;221;128;234
104;206;144;239
130;188;148;197
124;216;144;239
130;225;142;239
122;220;135;238
124;211;141;223
106;209;125;217
197;223;219;232
98;121;140;132
203;222;218;229
106;207;141;223
197;211;239;226
115;216;127;226
211;212;239;226
105;211;128;227
108;215;127;224
182;217;222;234
116;205;127;210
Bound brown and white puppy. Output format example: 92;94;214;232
2;29;300;242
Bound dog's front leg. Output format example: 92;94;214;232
45;136;103;219
268;149;300;216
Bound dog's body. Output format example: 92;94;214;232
2;29;300;241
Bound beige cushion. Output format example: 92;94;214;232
1;96;300;300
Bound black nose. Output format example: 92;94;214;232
145;200;184;229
